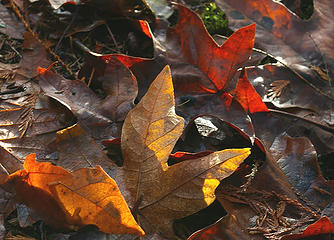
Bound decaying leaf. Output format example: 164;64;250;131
17;32;51;80
270;133;333;219
87;57;138;122
0;94;75;141
39;57;138;140
0;145;23;174
0;186;15;239
1;154;144;236
46;0;155;23
0;4;25;39
112;65;251;238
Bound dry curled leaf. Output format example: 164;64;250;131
39;57;138;140
1;154;144;236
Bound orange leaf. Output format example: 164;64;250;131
2;154;144;236
234;68;268;113
22;153;71;194
3;154;70;229
49;166;144;236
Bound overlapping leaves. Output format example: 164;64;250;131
0;1;333;239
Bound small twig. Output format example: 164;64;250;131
177;98;191;107
105;23;121;53
54;6;79;54
9;0;74;77
69;56;82;68
73;38;101;57
87;67;95;87
272;192;320;219
309;34;331;86
7;41;22;58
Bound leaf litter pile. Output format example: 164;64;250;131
0;0;333;239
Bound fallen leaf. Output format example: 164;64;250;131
53;124;116;174
166;4;256;93
233;68;268;113
245;64;334;157
46;0;155;23
188;215;248;240
39;57;138;139
112;65;251;238
86;57;138;122
79;5;257;137
0;31;74;147
169;151;213;163
0;132;59;167
246;64;333;128
270;133;333;217
49;165;144;236
1;154;144;235
0;145;23;174
0;94;75;141
17;32;51;79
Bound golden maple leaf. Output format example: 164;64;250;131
113;65;251;238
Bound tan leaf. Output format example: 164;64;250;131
54;124;115;173
116;65;251;238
